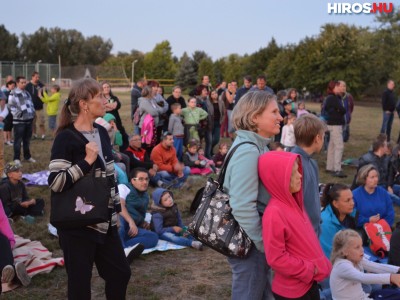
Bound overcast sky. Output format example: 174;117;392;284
3;0;379;60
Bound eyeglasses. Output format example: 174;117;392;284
133;177;149;182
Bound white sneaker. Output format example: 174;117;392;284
1;265;15;283
191;241;204;251
14;159;21;165
124;243;144;264
15;262;31;286
25;157;36;163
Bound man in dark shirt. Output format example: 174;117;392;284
25;72;45;139
235;75;252;104
380;79;396;141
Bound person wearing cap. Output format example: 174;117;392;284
0;162;44;218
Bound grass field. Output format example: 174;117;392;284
2;91;400;300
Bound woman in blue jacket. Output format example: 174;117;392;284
353;164;395;229
320;183;356;258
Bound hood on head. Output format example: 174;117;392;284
103;113;116;123
152;188;173;206
258;151;303;209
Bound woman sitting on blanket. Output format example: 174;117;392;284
0;201;31;293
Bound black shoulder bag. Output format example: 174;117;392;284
188;142;258;258
50;130;111;229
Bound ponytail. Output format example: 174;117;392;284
55;78;101;136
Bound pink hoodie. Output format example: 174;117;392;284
259;151;331;298
0;201;15;249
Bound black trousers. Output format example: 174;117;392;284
0;232;14;294
273;281;320;300
389;222;400;266
58;226;131;300
7;198;45;217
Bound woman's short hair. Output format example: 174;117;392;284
231;91;277;132
172;86;181;92
356;164;379;186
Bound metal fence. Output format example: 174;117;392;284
0;61;60;86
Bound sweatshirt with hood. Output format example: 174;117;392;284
150;188;184;235
259;151;331;298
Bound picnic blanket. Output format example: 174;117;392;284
48;223;187;255
22;171;50;186
1;235;64;293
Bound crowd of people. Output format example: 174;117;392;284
1;73;400;300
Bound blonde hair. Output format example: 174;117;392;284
356;164;379;186
330;229;361;264
231;91;277;132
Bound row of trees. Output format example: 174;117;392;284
102;9;400;97
2;9;400;96
1;26;112;65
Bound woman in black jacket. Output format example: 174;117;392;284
101;81;129;151
324;80;347;178
48;78;130;300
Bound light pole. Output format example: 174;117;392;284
131;59;138;88
36;60;42;72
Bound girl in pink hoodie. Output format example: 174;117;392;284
259;151;331;299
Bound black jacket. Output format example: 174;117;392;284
26;81;44;110
382;88;396;112
324;94;346;125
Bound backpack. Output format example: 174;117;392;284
364;219;392;258
141;114;156;146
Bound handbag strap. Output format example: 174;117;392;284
66;128;98;176
217;141;259;187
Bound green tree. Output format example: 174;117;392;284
143;40;177;79
175;52;197;90
83;36;113;65
197;58;215;84
223;54;244;83
213;58;226;83
192;50;210;74
0;25;19;60
242;38;281;80
20;27;112;66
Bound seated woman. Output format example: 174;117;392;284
353;164;395;231
320;183;356;259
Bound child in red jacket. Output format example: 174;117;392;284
259;151;331;299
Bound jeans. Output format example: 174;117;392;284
342;124;350;142
160;232;193;247
227;247;274;300
13;122;33;161
212;124;221;155
118;217;158;249
390;184;400;206
380;111;394;141
205;129;213;159
173;137;183;161
227;110;234;133
152;167;191;188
